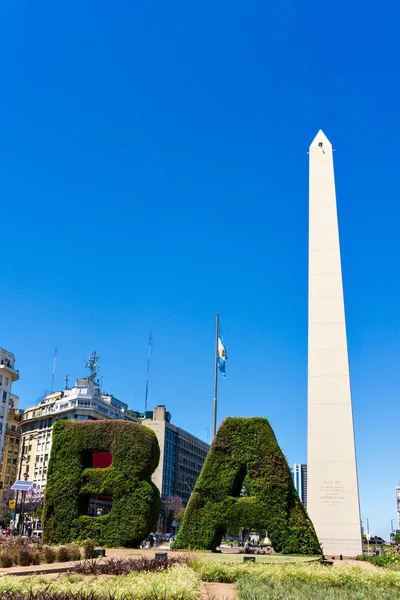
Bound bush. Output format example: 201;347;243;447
67;544;81;561
72;555;189;575
43;547;57;564
82;540;95;559
174;417;320;554
31;551;41;566
236;577;400;600
0;564;200;599
356;554;400;569
18;548;33;566
0;553;13;568
57;547;70;563
43;420;161;547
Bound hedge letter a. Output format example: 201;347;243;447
174;417;320;554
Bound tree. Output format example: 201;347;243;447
393;533;400;544
160;496;184;532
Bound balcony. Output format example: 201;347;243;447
0;362;19;382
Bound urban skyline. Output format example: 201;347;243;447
2;2;399;542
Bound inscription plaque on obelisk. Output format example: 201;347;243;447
307;130;362;556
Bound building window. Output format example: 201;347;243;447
2;392;6;401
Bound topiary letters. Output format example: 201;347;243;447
174;417;320;554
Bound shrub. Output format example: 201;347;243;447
236;577;400;600
43;420;161;547
18;548;33;566
57;547;70;562
0;563;200;599
43;547;57;564
31;551;41;566
82;539;95;559
72;555;189;575
174;417;320;554
67;544;81;561
0;553;13;568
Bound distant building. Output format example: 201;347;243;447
293;463;307;507
19;357;141;490
0;348;19;461
0;401;23;522
142;405;209;504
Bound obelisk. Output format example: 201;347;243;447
307;130;362;556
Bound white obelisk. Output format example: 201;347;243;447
307;130;362;557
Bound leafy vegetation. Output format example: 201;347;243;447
236;577;400;599
0;565;200;600
174;417;320;554
43;420;161;547
189;558;400;588
356;553;400;568
72;555;189;575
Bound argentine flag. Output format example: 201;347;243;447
218;336;227;378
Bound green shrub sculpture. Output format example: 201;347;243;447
43;420;160;547
174;417;320;554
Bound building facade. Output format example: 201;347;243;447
19;377;140;490
0;402;23;521
293;463;307;507
0;348;19;461
142;405;209;504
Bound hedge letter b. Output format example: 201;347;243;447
174;417;320;554
43;420;160;547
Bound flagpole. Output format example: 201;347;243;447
213;313;219;438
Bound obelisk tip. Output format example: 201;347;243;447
309;130;332;149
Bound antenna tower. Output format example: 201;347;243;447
144;333;153;412
85;351;100;381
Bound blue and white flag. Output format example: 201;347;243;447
218;335;227;378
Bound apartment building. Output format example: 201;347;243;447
20;376;140;489
142;405;209;504
0;348;19;461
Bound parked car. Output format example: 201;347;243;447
31;530;43;539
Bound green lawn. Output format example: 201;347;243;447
199;552;318;563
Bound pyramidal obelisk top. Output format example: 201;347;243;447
307;130;362;556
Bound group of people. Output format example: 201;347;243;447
239;538;273;554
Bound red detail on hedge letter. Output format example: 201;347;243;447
92;452;112;468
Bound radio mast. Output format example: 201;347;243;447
144;333;153;412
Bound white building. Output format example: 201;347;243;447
20;367;140;489
0;348;19;462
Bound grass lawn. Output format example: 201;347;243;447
201;552;318;564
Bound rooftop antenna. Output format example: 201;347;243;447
144;333;153;412
85;351;100;381
65;374;70;389
50;349;58;393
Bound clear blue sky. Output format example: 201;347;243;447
1;0;399;539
